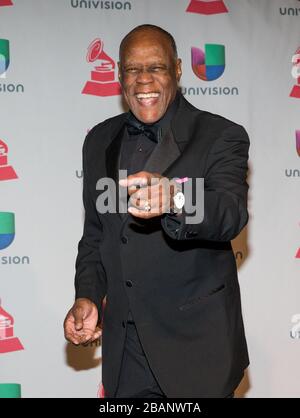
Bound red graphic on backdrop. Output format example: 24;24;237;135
186;0;228;15
82;39;121;97
97;383;105;398
0;140;18;181
0;299;24;354
0;0;13;6
296;222;300;259
290;47;300;98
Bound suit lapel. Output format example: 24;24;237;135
143;129;181;175
105;120;127;221
144;92;198;176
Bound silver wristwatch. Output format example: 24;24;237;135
170;181;185;214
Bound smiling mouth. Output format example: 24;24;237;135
135;92;160;106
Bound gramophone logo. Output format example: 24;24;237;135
82;38;121;97
97;383;105;398
0;299;24;354
192;44;225;81
290;47;300;98
0;212;15;250
296;130;300;157
186;0;228;15
0;0;13;6
0;39;9;78
0;139;18;181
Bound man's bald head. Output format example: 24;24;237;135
119;24;178;64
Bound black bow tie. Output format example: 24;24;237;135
126;117;161;143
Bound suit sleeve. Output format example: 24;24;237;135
161;124;249;242
74;132;107;321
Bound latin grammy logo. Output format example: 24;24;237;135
97;383;105;398
0;0;13;6
0;299;24;354
186;0;228;15
296;130;300;157
0;139;17;181
296;221;300;259
82;38;121;97
290;48;300;98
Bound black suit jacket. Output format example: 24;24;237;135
75;94;250;397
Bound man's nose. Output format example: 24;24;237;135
136;69;154;84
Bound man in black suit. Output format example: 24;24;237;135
64;24;250;398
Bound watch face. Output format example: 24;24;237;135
174;191;185;210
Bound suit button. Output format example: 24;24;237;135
121;236;128;244
126;280;133;287
185;231;198;238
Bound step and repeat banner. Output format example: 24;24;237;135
0;0;299;398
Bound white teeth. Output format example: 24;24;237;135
136;93;159;99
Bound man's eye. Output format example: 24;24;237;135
150;66;164;72
125;68;139;74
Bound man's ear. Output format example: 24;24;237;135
117;61;122;82
176;58;182;82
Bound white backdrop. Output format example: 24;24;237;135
0;0;299;398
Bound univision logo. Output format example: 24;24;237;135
0;39;24;93
70;0;132;10
0;39;9;77
182;43;239;96
279;0;300;16
284;131;300;178
192;43;225;81
0;212;30;264
0;212;15;250
76;169;83;179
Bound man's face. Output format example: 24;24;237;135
119;31;182;124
